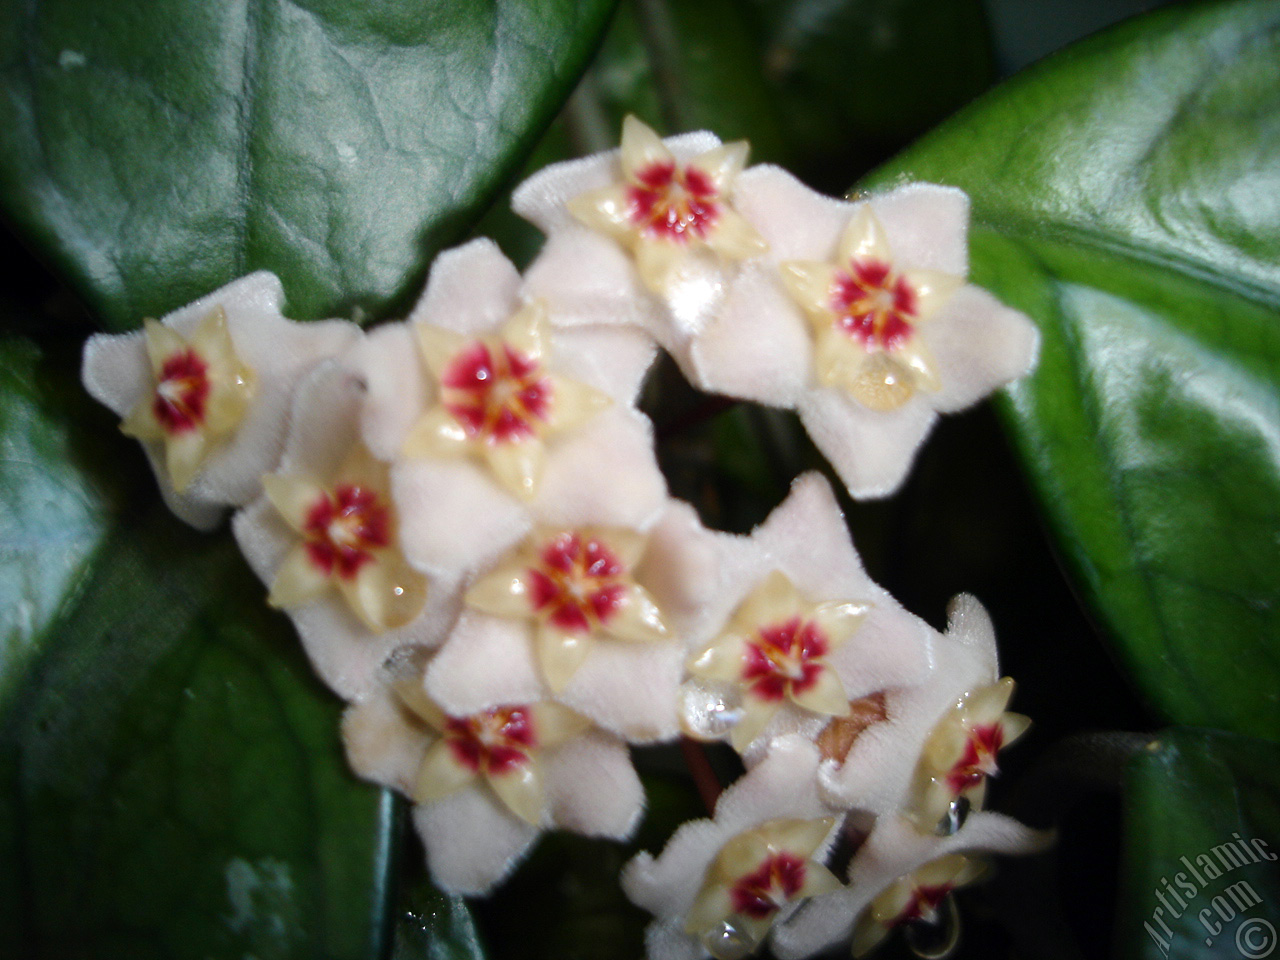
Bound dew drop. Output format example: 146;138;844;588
903;893;961;959
678;679;743;740
700;919;758;960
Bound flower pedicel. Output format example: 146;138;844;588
81;117;1047;959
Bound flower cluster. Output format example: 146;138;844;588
82;117;1045;957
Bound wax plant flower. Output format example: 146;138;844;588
82;272;359;528
672;472;932;759
425;505;695;744
566;115;766;296
907;676;1031;830
688;172;1040;499
343;238;664;583
513;119;767;354
344;646;644;896
622;736;842;960
768;813;1049;960
233;361;459;701
402;298;611;500
816;594;1027;823
465;525;670;692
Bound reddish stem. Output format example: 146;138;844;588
680;736;723;815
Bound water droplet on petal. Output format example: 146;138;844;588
848;353;915;410
679;680;743;741
938;796;970;836
903;893;961;959
701;919;759;960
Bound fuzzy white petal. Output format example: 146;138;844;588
923;285;1041;413
82;273;359;528
412;786;540;896
544;731;645;838
688;264;812;406
408;238;522;336
798;390;937;500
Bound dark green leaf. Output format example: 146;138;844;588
1119;728;1280;960
0;0;616;331
0;323;401;957
391;876;487;960
0;334;119;707
0;500;397;959
867;0;1280;739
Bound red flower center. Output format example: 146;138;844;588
444;706;536;776
945;722;1005;794
831;258;918;351
742;617;830;703
628;160;722;244
730;852;807;919
441;341;553;445
527;532;627;635
302;484;391;580
152;349;211;434
894;882;954;928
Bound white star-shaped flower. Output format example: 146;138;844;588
622;736;842;960
233;361;460;701
688;173;1040;499
513;117;767;360
671;472;932;760
343;647;644;895
82;272;359;528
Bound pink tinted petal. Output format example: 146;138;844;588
531;407;668;531
689;264;812;407
341;684;429;796
346;322;427;460
622;736;830;921
392;458;530;579
748;473;870;596
520;227;654;329
557;638;684;743
412;786;540;896
425;612;543;716
233;498;462;701
408;238;522;336
631;500;724;646
922;286;1041;413
512;131;722;232
867;183;969;277
543;732;644;838
731;165;850;261
798;389;937;499
549;324;658;405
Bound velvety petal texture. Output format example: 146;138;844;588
690;169;1039;499
514;120;767;361
82;272;360;528
677;473;932;758
233;362;460;701
770;812;1051;960
623;736;841;960
817;593;1018;820
343;650;644;896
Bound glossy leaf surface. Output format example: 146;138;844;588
0;327;401;958
1120;728;1280;959
0;0;615;330
868;0;1280;740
